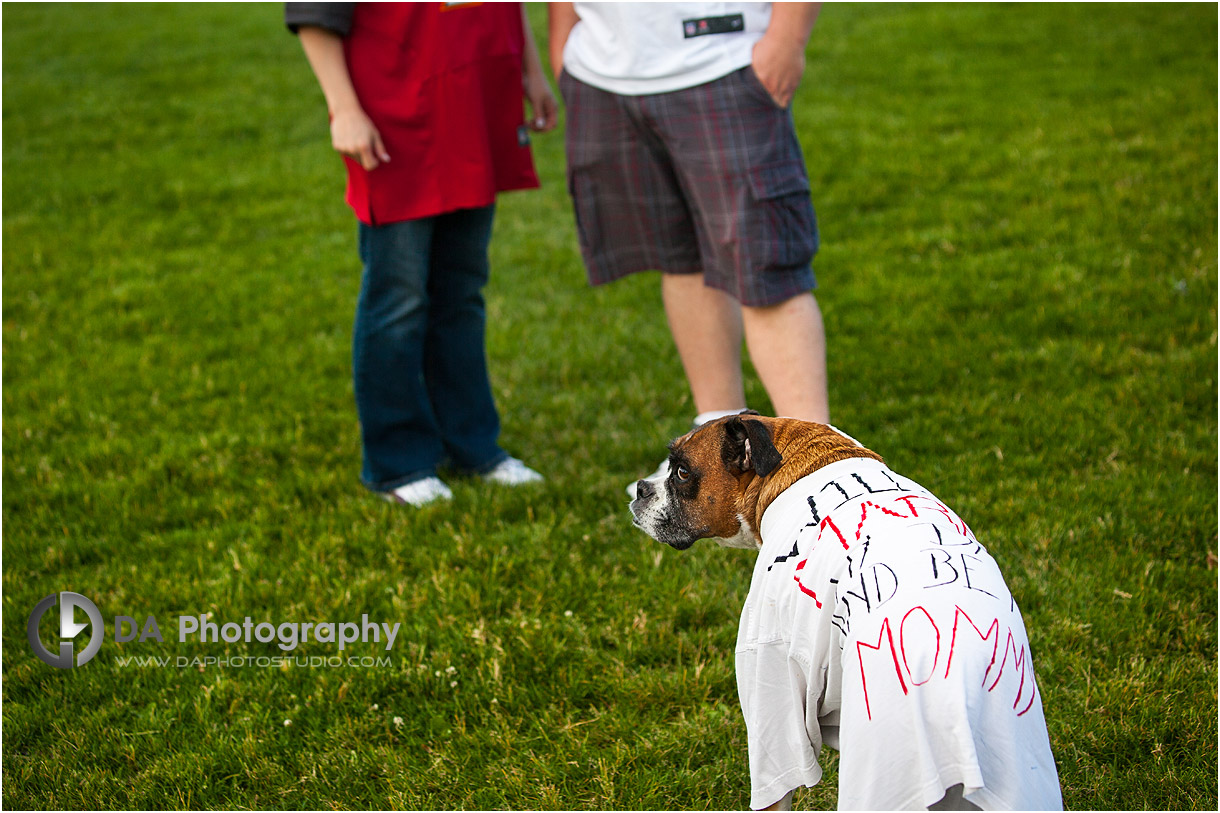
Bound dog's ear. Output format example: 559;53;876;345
721;416;782;477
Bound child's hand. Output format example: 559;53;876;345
525;71;558;132
330;107;390;171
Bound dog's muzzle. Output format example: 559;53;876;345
629;479;655;527
630;481;698;551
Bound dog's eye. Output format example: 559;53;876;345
675;465;690;482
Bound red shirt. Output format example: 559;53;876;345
342;2;540;224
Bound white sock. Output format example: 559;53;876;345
693;408;749;427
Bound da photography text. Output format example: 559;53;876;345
27;591;400;669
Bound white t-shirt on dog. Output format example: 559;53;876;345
736;457;1063;810
562;2;773;95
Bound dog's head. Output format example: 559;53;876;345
629;413;882;551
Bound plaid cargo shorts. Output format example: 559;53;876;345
561;66;818;308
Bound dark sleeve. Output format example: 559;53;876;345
285;3;356;37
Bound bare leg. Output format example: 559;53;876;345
742;291;829;423
662;272;747;415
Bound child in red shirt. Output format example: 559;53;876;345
288;2;557;505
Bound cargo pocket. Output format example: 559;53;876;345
747;162;818;272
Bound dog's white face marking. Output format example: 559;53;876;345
630;465;678;544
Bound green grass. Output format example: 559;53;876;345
3;2;1216;809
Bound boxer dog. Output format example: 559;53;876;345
630;413;1062;811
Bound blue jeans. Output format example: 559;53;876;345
353;205;507;491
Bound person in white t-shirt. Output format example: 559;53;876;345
549;3;829;464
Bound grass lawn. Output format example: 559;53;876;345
3;2;1216;810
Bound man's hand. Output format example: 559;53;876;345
750;2;821;109
751;32;807;108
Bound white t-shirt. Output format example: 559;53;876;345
563;2;773;95
736;457;1063;810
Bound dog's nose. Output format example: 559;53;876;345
635;479;655;500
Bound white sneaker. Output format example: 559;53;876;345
382;476;453;507
482;456;544;486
